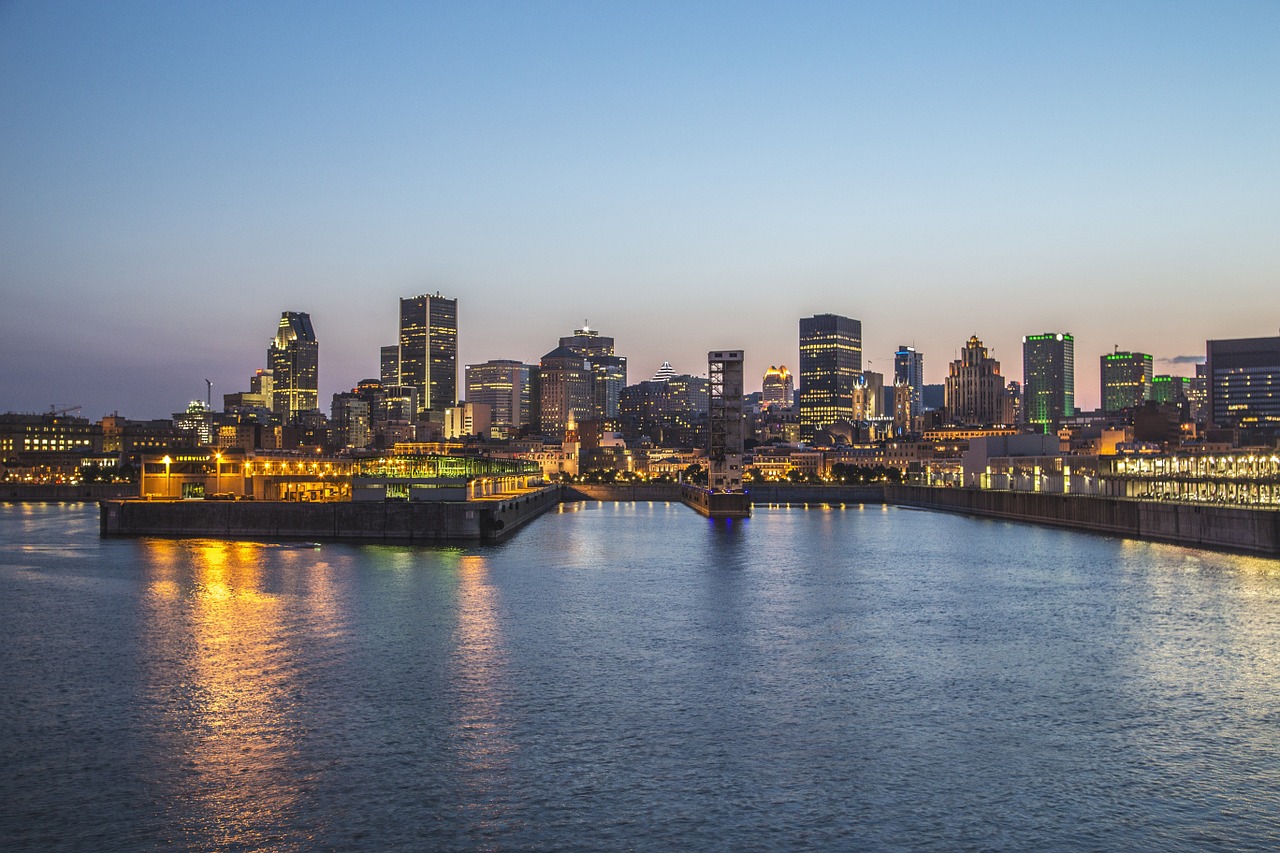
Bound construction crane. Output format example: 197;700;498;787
49;404;82;417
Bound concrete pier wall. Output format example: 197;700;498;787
561;483;682;502
886;486;1280;557
100;485;560;544
747;485;886;505
4;484;136;502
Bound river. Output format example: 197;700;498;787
2;501;1279;851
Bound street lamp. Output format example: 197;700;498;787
162;455;172;499
214;451;222;495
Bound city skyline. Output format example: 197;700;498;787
3;2;1278;418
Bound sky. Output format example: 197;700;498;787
2;0;1278;419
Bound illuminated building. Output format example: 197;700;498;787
380;345;400;385
331;393;371;449
944;336;1013;426
173;401;215;446
894;346;924;415
444;402;492;439
1100;351;1153;414
798;313;862;441
1151;375;1191;405
465;360;534;440
1206;335;1280;438
852;371;883;421
538;346;593;440
762;365;794;408
1022;332;1074;429
651;362;676;382
558;324;627;419
399;293;458;413
267;312;319;420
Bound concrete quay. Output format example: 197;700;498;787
100;485;560;544
887;485;1280;558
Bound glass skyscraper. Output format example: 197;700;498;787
399;294;457;414
1022;332;1075;429
267;311;318;421
798;313;862;440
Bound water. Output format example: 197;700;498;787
2;501;1280;851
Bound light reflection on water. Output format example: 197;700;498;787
1;502;1279;851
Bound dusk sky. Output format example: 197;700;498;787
2;1;1277;419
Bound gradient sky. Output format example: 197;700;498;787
2;1;1278;419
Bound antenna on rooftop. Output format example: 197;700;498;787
205;379;212;408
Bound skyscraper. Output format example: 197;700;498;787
538;346;593;440
944;336;1012;425
1100;351;1153;413
465;359;534;440
399;294;458;414
267;311;318;421
1206;335;1280;437
894;346;924;416
762;365;794;408
559;324;626;419
1022;333;1075;429
380;345;400;386
798;313;862;440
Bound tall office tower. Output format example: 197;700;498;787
538;346;593;440
1101;351;1153;414
465;359;534;440
560;323;614;357
558;324;626;418
1151;375;1191;405
894;346;924;416
399;293;458;414
1022;332;1075;429
380;345;400;385
944;336;1012;425
762;365;794;408
1206;335;1280;437
267;311;319;421
798;313;862;440
707;350;745;492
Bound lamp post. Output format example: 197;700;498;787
162;455;172;499
214;451;222;496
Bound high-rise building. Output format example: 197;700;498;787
380;345;400;386
538;346;593;440
798;313;862;440
1151;375;1191;405
399;294;457;414
267;311;319;421
465;360;534;440
762;365;794;408
1022;333;1075;429
894;346;924;415
944;336;1013;425
330;392;371;449
1101;351;1153;414
559;324;614;357
1206;335;1280;436
558;324;626;419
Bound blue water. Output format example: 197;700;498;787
2;501;1279;851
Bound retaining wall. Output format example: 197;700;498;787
4;484;137;502
886;485;1280;557
747;485;886;505
100;485;560;544
561;483;682;502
